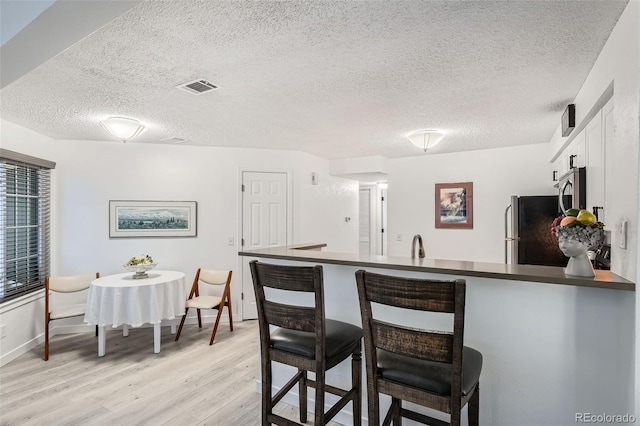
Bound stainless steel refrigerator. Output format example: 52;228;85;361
504;195;567;267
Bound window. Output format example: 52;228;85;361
0;149;55;303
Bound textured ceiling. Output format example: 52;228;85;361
0;0;628;159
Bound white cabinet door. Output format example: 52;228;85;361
552;156;562;185
599;99;613;223
586;108;605;222
568;129;586;169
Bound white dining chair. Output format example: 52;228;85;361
44;272;99;360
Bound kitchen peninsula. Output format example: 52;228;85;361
239;244;636;426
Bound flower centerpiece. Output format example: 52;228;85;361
123;254;157;279
551;209;605;277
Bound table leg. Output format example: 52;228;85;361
98;325;106;357
154;323;160;353
170;321;176;334
122;324;129;337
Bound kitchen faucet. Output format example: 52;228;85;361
411;234;425;259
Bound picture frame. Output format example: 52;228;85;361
435;182;473;229
109;200;197;238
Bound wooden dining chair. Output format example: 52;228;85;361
355;270;482;426
174;268;233;345
45;272;99;361
250;260;363;425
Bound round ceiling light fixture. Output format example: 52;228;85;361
407;129;445;152
100;117;147;143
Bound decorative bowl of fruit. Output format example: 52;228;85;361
123;255;157;279
551;209;604;277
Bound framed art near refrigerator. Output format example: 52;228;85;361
435;182;473;229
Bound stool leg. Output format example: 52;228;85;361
314;365;326;425
352;345;362;426
299;369;307;423
261;357;272;426
391;398;401;425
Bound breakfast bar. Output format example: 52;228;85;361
239;244;635;426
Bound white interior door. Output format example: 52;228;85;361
359;188;371;254
241;171;288;319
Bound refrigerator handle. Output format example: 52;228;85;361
504;203;513;264
559;179;571;213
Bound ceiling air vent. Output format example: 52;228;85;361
176;79;218;95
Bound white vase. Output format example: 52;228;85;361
564;253;595;277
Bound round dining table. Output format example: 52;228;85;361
84;270;186;356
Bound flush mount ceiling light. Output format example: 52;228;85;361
407;129;445;152
100;117;147;143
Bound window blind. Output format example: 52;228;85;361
0;150;54;303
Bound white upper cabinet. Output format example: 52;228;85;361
588;99;612;224
553;98;610;224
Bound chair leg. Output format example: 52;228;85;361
209;306;225;345
227;298;234;332
95;325;98;337
299;369;308;423
261;355;273;426
314;364;326;425
197;309;202;328
352;345;362;426
44;318;50;361
468;383;480;426
174;308;189;341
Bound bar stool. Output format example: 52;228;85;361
355;270;482;426
250;260;363;425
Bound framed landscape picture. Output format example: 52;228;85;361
109;200;197;238
435;182;473;229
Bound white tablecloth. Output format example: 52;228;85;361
84;270;186;328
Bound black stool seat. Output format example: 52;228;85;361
378;346;483;396
272;319;363;359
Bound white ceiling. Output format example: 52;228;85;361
0;0;628;160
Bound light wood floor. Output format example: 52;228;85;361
0;320;343;426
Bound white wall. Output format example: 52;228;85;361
0;123;359;364
548;0;639;283
51;139;358;277
386;143;554;262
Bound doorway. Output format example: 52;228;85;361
240;171;290;320
359;183;387;255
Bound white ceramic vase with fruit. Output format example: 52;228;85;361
552;209;604;277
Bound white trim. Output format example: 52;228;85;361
0;333;43;367
0;289;44;314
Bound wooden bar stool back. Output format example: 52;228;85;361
355;270;482;426
250;260;363;426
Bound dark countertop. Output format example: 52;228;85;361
239;244;635;291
